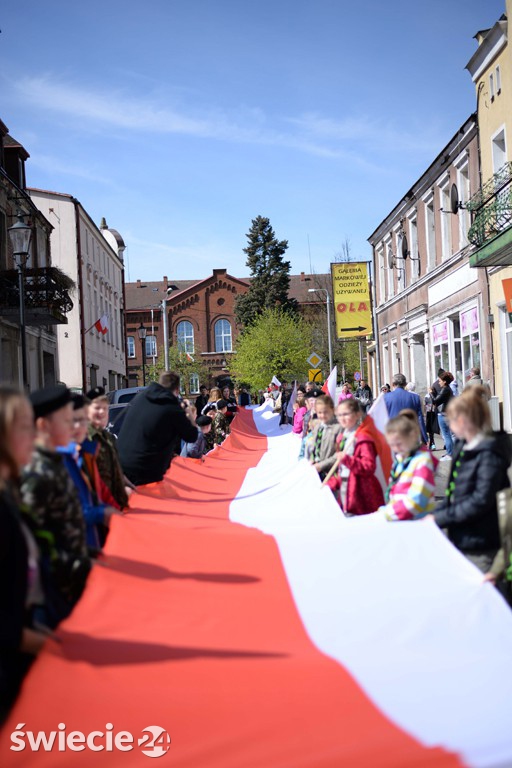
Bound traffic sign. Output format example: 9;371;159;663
308;368;322;382
354;371;361;381
307;352;322;368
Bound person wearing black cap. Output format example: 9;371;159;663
20;384;91;628
116;371;198;485
180;415;213;459
86;386;131;509
58;394;122;554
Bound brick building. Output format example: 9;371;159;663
125;269;331;393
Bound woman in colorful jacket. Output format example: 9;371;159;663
327;398;384;515
378;410;437;521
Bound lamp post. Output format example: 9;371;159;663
308;288;333;374
138;322;147;386
8;211;32;391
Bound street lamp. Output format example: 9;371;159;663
308;288;333;374
137;322;147;386
8;211;32;390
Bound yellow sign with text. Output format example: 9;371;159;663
331;262;372;339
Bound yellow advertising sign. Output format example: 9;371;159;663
331;262;372;339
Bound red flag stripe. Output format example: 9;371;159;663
0;410;463;767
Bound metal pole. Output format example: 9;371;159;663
141;338;147;386
326;292;333;373
162;299;169;371
17;262;29;390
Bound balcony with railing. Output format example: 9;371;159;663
467;161;512;267
0;266;74;325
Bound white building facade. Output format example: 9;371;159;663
29;190;127;392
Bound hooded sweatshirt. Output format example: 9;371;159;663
116;383;197;485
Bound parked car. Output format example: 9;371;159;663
107;386;147;405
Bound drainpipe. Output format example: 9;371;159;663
73;199;87;392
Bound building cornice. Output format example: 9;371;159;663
466;18;507;82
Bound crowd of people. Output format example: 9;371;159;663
1;366;511;723
292;371;511;604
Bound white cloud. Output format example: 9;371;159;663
29;153;115;186
12;74;438;168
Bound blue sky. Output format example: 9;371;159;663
0;0;504;281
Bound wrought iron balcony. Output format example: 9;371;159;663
467;161;512;248
0;266;74;325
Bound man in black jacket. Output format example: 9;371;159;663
117;372;198;485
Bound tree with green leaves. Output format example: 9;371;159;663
229;308;312;391
235;216;298;327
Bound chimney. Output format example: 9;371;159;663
136;279;141;288
300;271;306;281
163;275;168;290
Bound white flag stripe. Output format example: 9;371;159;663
230;407;512;768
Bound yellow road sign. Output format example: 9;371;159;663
309;368;322;382
307;352;322;368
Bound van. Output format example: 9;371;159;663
107;386;147;405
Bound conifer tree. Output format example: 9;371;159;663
235;216;298;327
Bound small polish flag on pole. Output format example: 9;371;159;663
93;314;109;335
321;365;337;402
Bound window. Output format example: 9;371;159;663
385;240;394;299
439;179;452;260
189;373;200;394
490;72;495;101
177;320;194;354
127;336;135;358
492;128;507;174
145;335;157;358
496;65;501;94
424;192;436;271
432;320;449;372
377;245;386;303
215;319;232;352
408;213;420;281
395;230;406;292
457;160;471;247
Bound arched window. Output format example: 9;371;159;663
177;321;194;354
215;319;232;352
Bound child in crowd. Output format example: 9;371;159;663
201;387;222;416
298;389;320;458
378;409;436;521
308;395;342;480
211;400;231;445
21;385;91;628
59;394;122;554
0;387;47;722
181;415;213;458
338;382;353;403
87;387;132;509
327;399;384;516
433;386;511;573
292;391;307;435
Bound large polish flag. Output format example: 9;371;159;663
1;406;511;767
